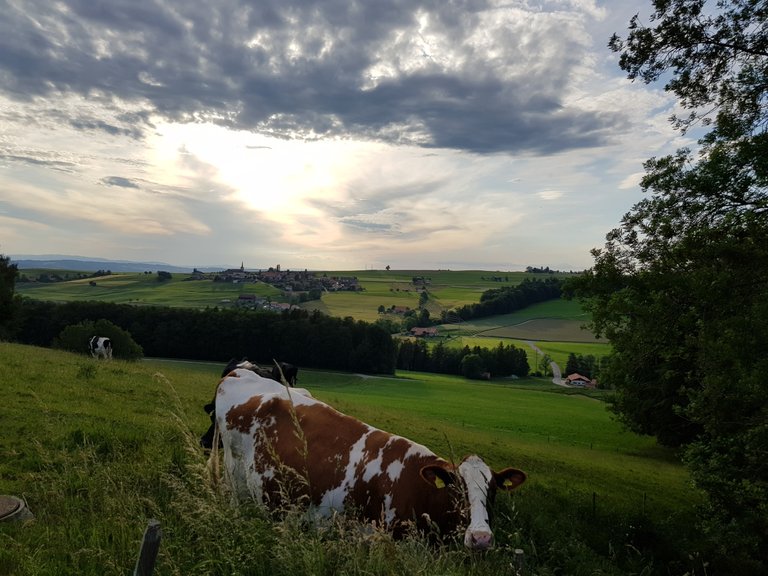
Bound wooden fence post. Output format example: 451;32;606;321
513;548;526;575
133;519;162;576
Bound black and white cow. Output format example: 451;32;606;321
89;336;112;360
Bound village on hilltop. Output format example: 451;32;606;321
187;263;362;310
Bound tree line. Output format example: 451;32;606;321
395;339;529;379
448;277;562;321
1;253;538;382
13;299;396;375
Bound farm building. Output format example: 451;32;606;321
564;373;596;388
410;327;438;337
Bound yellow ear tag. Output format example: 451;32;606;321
503;479;515;488
434;477;446;489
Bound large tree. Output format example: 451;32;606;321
0;253;20;340
568;1;767;571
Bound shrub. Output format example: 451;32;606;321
54;319;144;360
460;353;485;380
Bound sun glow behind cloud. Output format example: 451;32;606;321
0;1;693;270
145;121;538;265
151;122;365;217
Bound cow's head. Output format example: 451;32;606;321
221;357;257;378
420;454;526;550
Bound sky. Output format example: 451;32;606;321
0;0;693;271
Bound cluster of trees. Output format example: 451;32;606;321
17;268;113;283
563;353;606;380
55;318;144;360
0;254;21;341
395;339;529;379
568;2;768;571
10;299;396;374
524;266;556;274
449;277;562;321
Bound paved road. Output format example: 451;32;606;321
525;341;567;387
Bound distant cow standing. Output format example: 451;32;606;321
89;336;112;360
209;368;527;549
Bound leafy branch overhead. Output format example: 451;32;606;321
609;0;768;138
568;1;768;571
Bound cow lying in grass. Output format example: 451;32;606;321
207;367;527;550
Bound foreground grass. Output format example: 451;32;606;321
1;344;709;575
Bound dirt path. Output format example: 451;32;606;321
525;341;567;387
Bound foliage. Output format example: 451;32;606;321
459;353;485;379
0;253;21;340
451;277;562;321
53;319;144;361
564;352;607;382
609;0;768;141
395;339;528;378
16;300;396;374
569;1;768;571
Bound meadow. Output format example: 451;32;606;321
0;343;708;575
15;268;572;321
15;269;283;308
15;268;607;374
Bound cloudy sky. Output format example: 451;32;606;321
0;0;692;271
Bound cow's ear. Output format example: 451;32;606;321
420;465;455;489
494;468;527;491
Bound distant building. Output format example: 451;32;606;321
410;327;438;337
564;373;596;388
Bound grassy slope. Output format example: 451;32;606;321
15;272;282;307
0;343;704;575
309;270;572;323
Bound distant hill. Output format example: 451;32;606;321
11;256;228;274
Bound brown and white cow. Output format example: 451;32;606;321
200;358;310;449
210;369;526;550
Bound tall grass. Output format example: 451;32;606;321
1;344;710;575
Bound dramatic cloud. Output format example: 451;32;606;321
0;0;690;270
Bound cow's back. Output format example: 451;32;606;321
217;380;459;534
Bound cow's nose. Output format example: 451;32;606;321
465;530;493;551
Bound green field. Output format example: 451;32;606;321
15;268;606;373
310;270;573;322
0;343;706;575
17;268;569;316
15;270;282;308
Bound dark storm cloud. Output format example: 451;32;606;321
0;0;621;154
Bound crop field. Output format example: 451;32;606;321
314;270;574;321
15;271;282;308
433;299;608;374
0;343;706;575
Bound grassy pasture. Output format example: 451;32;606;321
314;270;573;321
0;343;706;575
440;299;596;342
15;272;281;308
